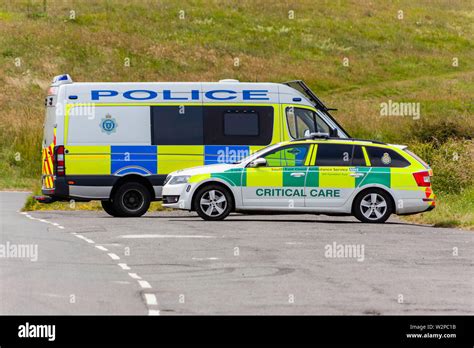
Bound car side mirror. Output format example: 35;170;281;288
330;128;338;137
248;157;267;168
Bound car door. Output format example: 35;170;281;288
305;143;367;208
242;144;312;208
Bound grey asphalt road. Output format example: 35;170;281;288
1;191;472;315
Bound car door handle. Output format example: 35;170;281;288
290;172;306;177
349;173;365;177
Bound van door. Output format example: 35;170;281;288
282;105;332;141
304;144;367;208
242;144;312;208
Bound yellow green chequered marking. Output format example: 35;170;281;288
211;168;246;186
318;167;355;188
246;167;283;187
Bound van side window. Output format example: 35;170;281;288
315;144;353;166
204;106;273;145
263;145;310;167
365;147;410;168
224;111;258;136
151;106;203;145
286;107;330;139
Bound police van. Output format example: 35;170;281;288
37;74;349;217
162;136;436;223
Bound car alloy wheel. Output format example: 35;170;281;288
200;189;227;217
360;193;387;221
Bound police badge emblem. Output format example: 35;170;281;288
100;114;118;134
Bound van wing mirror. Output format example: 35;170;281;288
248;157;267;168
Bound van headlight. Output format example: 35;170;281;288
168;175;191;185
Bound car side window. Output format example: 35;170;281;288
352;145;367;166
365;146;410;168
315;144;353;166
262;145;310;167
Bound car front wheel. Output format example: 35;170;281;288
194;185;233;221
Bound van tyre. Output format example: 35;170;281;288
101;200;119;217
194;185;233;221
353;188;393;223
112;182;151;217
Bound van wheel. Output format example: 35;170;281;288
194;185;233;221
101;200;119;217
353;189;393;223
112;182;151;217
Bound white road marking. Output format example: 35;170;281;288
108;253;120;260
17;210;162;316
128;272;142;280
144;293;158;306
75;234;94;244
192;257;219;261
118;263;130;270
138;280;152;289
20;211;65;230
120;234;215;239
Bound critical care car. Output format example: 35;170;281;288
162;135;435;223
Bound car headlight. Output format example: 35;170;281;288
168;175;191;185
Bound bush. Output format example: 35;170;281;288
409;118;473;144
408;139;473;194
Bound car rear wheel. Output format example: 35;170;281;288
101;200;119;217
112;182;151;217
353;189;393;223
194;185;233;221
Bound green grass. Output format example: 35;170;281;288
406;187;474;230
0;0;472;228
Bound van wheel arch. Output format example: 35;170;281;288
191;181;235;212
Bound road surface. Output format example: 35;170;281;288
1;191;472;315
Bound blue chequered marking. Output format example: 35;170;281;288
204;145;250;165
111;146;157;175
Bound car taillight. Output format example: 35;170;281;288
413;171;431;187
55;145;65;176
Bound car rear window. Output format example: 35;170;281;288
404;149;429;169
365;146;410;168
